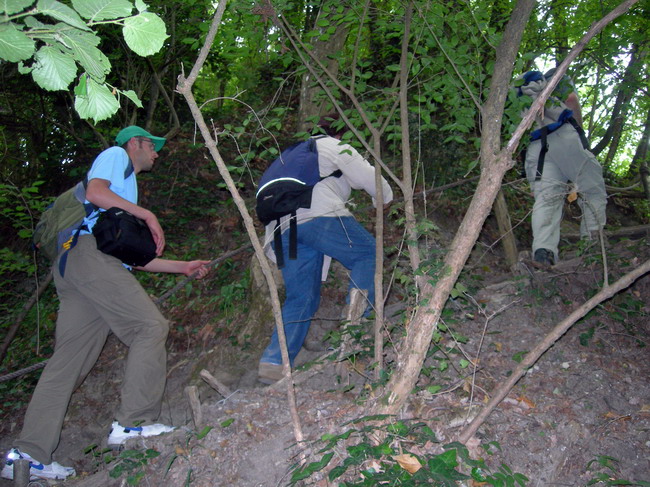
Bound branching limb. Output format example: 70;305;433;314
457;258;650;443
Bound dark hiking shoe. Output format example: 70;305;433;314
533;248;555;266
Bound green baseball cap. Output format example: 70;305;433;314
115;126;166;152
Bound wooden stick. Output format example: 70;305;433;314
199;369;232;398
185;386;202;428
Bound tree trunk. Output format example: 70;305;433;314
398;2;422;282
633;108;650;201
592;45;646;157
178;0;309;447
493;189;518;268
297;2;351;132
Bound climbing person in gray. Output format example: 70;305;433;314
2;126;211;481
519;67;607;266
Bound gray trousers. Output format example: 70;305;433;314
525;123;607;261
15;235;169;464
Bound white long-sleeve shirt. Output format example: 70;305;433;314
262;135;393;264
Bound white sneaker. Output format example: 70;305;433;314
107;421;176;446
1;448;76;480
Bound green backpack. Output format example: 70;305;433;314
33;162;134;262
33;181;92;261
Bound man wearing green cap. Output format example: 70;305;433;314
2;126;211;482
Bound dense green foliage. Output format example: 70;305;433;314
0;0;647;439
0;0;168;122
0;2;648;484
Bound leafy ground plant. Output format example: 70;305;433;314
84;444;161;486
585;455;650;486
289;415;528;486
109;448;161;486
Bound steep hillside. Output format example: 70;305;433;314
1;137;648;486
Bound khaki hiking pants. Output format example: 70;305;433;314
525;123;607;262
15;235;169;464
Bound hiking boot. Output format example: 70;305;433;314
258;362;284;384
107;421;176;446
533;248;555;266
1;448;76;480
303;338;329;351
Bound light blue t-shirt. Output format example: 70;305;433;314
81;146;138;234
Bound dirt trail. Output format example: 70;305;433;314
1;237;649;486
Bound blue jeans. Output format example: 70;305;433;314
260;216;376;366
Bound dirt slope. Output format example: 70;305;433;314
1;232;649;486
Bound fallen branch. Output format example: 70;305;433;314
185;385;202;427
457;258;650;443
199;369;233;398
561;224;650;242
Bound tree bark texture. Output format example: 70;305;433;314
177;0;305;444
493;189;519;269
633;108;650;201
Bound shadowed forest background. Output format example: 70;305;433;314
0;0;649;485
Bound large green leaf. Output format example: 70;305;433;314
122;12;168;57
121;89;143;108
58;30;110;81
24;15;49;29
71;0;132;22
0;23;35;62
74;76;119;123
31;45;77;90
0;0;35;15
36;0;90;31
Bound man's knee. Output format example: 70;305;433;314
143;316;169;342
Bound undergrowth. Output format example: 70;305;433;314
289;415;528;486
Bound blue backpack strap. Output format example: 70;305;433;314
58;160;134;277
530;109;574;141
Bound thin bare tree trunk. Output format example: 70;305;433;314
372;130;386;379
494;189;518;268
398;2;422;282
0;270;53;364
458;259;650;442
176;0;305;444
592;45;646;157
633;108;650;201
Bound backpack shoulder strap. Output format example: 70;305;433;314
311;136;343;180
59;158;135;277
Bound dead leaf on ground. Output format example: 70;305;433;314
393;453;421;474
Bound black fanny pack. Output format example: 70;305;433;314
93;207;157;267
